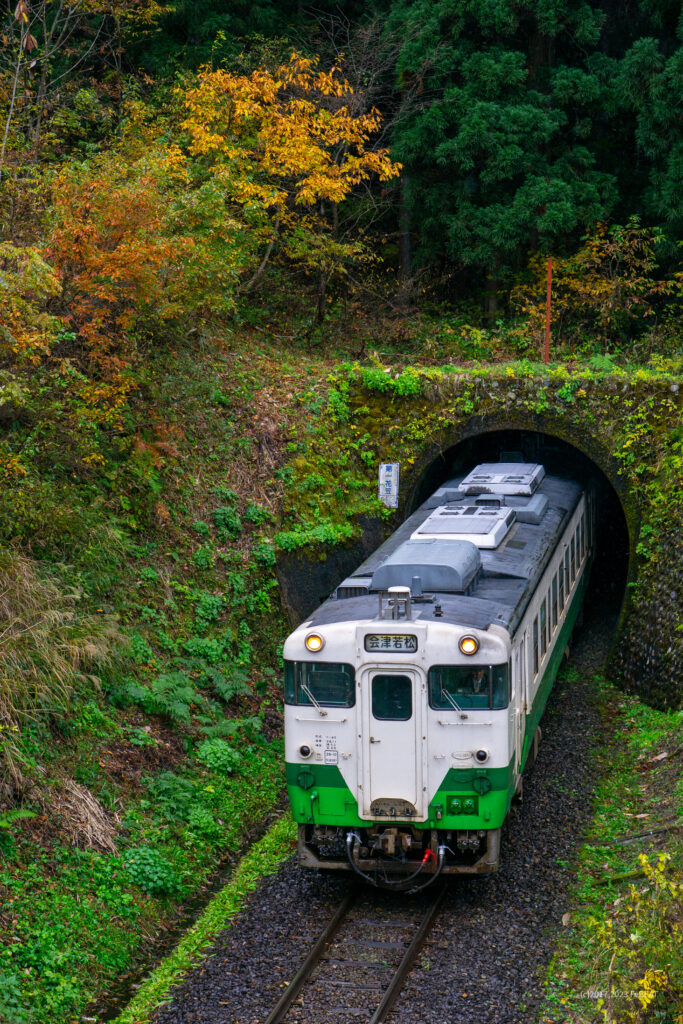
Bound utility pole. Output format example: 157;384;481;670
543;257;552;365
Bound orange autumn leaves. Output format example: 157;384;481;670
179;53;400;286
514;220;681;346
1;54;399;422
0;54;397;434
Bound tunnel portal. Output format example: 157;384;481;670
406;428;631;626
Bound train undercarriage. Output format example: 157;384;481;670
298;823;501;887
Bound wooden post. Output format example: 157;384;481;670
544;257;552;364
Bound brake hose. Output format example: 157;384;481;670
345;832;446;893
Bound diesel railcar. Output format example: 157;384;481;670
283;462;595;888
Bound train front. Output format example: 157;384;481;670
283;582;514;888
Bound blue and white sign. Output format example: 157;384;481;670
378;462;400;508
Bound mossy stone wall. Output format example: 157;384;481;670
276;366;682;708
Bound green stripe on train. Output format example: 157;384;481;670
285;757;515;831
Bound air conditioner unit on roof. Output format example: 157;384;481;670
412;505;516;548
460;462;545;496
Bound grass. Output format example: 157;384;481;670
540;678;683;1023
112;813;297;1024
0;737;286;1022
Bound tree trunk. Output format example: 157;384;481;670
240;217;280;294
485;268;500;323
398;177;412;304
316;270;328;323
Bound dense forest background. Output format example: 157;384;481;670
1;0;681;356
0;3;681;1022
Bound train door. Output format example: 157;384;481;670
359;668;424;820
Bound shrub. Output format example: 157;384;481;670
193;591;224;629
243;502;272;525
187;805;221;839
183;635;229;664
195;738;241;773
0;970;31;1023
125;846;177;896
192;543;215;569
212;505;242;540
587;853;683;1022
252;541;276;567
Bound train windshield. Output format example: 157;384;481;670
284;661;355;707
428;664;509;710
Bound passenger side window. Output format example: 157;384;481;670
559;562;565;609
552;576;558;629
540;600;547;658
533;618;539;676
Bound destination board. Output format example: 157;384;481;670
364;634;418;653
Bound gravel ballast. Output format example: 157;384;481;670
153;615;610;1024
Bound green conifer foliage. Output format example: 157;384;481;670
389;0;619;290
617;35;683;236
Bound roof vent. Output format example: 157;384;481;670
507;493;549;525
336;577;372;599
371;539;480;594
411;505;516;549
460;462;545;496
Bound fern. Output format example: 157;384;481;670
147;771;197;822
123;672;199;724
0;808;37;857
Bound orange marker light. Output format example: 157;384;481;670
459;635;479;656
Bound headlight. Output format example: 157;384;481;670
475;748;489;764
304;632;325;653
299;744;312;759
459;635;479;655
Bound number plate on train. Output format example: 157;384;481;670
364;633;418;652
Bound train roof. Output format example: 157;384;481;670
306;466;583;637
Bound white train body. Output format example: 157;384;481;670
283;463;594;879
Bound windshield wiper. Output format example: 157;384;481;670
441;687;467;718
301;682;328;717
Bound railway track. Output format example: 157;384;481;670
263;885;446;1024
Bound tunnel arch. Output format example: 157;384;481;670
401;423;632;628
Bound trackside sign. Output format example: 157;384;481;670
378;462;399;508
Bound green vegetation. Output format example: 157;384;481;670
113;813;297;1024
0;340;309;1022
541;679;683;1023
0;1;680;1021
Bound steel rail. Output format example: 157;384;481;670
263;885;445;1024
369;886;446;1024
263;889;357;1024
